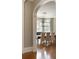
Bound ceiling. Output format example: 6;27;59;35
37;1;56;18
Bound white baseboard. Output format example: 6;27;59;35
22;47;33;54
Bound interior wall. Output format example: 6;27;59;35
24;1;34;48
52;18;56;34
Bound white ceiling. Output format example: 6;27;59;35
37;1;56;18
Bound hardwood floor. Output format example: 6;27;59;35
22;44;56;59
22;52;36;59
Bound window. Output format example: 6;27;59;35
37;18;51;32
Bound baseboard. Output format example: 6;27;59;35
22;47;33;54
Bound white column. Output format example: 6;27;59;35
33;15;37;52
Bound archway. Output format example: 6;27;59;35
33;0;56;51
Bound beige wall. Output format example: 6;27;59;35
24;1;34;48
50;18;56;33
52;18;56;34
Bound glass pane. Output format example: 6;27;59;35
44;23;50;27
44;19;50;22
37;27;42;32
44;27;50;32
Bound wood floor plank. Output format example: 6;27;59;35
22;45;56;59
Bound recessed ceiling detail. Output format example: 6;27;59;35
37;1;56;18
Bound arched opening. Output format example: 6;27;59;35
33;0;56;51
